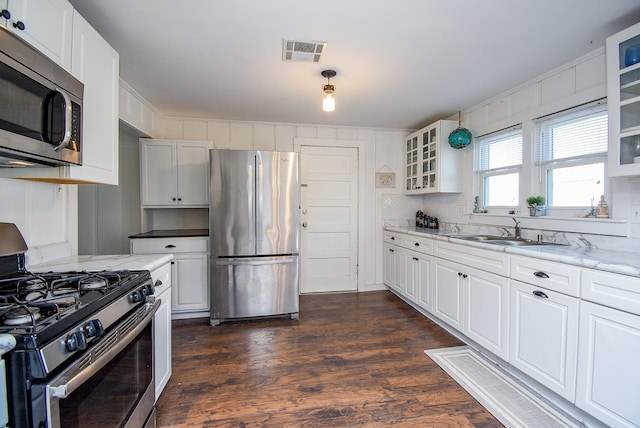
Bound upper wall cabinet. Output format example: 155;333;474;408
607;21;640;177
0;0;73;70
404;119;462;194
140;139;213;208
0;6;120;185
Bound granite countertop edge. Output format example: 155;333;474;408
384;226;640;278
29;254;175;273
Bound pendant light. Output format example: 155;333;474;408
321;69;336;112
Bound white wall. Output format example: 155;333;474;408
0;178;77;254
402;47;640;240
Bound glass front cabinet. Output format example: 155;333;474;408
404;119;463;194
607;21;640;177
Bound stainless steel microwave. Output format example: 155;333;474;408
0;25;83;167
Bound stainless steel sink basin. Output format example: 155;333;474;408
444;234;558;246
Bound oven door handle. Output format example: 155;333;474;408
49;299;160;399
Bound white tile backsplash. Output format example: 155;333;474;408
382;194;424;222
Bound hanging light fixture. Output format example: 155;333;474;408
321;69;336;112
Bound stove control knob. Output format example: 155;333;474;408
84;319;104;338
129;290;145;303
66;331;87;352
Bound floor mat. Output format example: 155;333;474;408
425;346;584;428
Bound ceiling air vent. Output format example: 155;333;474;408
282;39;327;63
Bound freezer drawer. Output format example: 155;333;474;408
210;256;299;324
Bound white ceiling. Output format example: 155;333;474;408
69;0;640;130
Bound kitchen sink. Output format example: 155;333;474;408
444;234;560;246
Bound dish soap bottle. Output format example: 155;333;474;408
596;195;609;218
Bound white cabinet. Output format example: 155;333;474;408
404;120;462;194
382;242;403;294
131;237;209;319
409;250;433;312
433;255;510;359
576;269;640;427
0;5;120;185
606;21;640;177
509;279;579;402
68;11;119;184
140;140;213;207
432;258;464;331
0;0;73;70
576;301;640;428
149;262;172;400
463;266;510;360
172;253;208;314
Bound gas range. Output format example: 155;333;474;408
0;223;158;428
0;267;153;376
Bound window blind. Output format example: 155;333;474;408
478;129;523;171
539;106;608;162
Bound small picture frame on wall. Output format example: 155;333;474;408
376;172;396;188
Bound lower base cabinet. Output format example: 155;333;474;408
150;262;172;400
576;301;640;428
509;280;579;402
463;266;509;361
433;258;464;331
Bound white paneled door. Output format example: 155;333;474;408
300;146;358;293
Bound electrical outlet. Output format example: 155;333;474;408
631;205;640;224
55;185;63;201
458;205;465;214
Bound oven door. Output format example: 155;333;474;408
32;300;159;428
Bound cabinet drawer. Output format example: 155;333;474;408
131;237;208;254
383;231;403;245
403;235;433;255
434;241;509;276
151;262;172;295
510;255;580;297
581;268;640;315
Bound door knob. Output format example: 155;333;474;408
302;222;308;228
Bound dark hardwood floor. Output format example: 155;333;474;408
156;291;502;427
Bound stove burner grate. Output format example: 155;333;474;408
2;306;41;326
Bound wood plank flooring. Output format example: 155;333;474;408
156;291;503;427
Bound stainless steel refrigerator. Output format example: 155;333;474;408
209;149;300;325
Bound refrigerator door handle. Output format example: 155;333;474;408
256;160;263;245
247;162;255;247
215;258;295;267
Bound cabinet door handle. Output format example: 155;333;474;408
389;249;394;253
462;274;468;279
12;20;25;31
154;280;163;287
390;236;395;240
533;271;550;279
414;242;420;247
412;257;419;261
165;244;176;248
458;272;463;276
1;9;10;19
533;290;549;299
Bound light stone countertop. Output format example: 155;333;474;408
29;254;174;273
0;334;16;357
384;226;640;278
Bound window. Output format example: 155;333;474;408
537;103;607;207
477;128;523;206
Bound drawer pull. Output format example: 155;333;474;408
391;236;395;240
533;290;549;299
533;271;549;279
389;249;394;253
413;257;419;261
165;244;176;248
414;242;420;247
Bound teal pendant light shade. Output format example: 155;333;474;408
448;111;472;149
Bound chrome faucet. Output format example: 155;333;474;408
512;217;521;239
